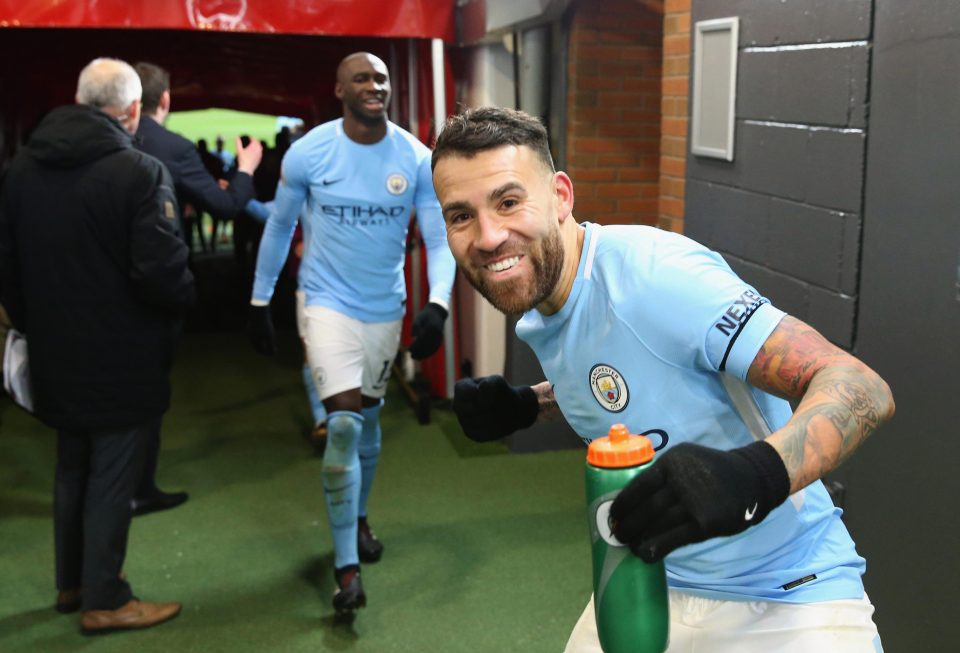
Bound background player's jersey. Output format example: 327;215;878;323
517;223;866;603
252;119;455;322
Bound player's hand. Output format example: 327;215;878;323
609;441;791;563
408;302;447;360
236;137;263;175
452;375;538;442
247;304;276;356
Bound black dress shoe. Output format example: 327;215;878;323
131;491;189;517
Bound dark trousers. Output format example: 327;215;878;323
135;417;163;498
54;417;156;610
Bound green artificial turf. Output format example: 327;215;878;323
164;109;287;154
0;331;592;652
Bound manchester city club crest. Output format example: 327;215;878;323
313;367;327;388
589;364;629;412
386;173;408;195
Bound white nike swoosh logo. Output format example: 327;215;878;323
744;503;758;521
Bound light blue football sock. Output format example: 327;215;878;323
322;410;363;569
358;399;384;518
302;362;327;427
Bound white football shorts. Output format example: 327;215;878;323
563;590;883;653
302;304;401;400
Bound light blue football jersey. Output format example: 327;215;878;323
252;119;455;321
516;223;867;603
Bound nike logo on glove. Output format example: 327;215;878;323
322;178;343;186
744;502;758;521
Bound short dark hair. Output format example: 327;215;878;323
432;106;555;173
134;62;170;114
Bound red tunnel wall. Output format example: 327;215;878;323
0;28;444;160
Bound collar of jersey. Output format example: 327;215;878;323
529;221;595;326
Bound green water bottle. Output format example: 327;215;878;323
585;424;669;653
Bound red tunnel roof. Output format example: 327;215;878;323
0;2;454;155
0;0;454;41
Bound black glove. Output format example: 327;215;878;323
452;375;538;442
610;441;791;563
247;304;276;356
409;302;447;360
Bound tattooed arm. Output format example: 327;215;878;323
531;381;564;424
748;315;895;493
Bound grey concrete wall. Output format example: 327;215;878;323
685;3;960;649
685;0;872;348
839;2;960;648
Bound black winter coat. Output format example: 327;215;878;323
0;104;195;430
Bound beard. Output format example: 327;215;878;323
466;224;565;315
346;98;387;127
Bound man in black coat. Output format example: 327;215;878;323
130;61;262;517
0;57;190;633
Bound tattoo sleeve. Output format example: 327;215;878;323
531;381;564;425
747;316;895;493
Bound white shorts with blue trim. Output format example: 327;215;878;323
302;304;401;400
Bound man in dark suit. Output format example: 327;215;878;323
131;61;263;518
134;62;262;245
0;57;189;632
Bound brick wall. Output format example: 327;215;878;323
566;0;663;226
660;0;690;232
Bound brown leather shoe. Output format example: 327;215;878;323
81;599;181;634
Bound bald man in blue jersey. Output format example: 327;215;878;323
432;107;893;652
248;52;455;615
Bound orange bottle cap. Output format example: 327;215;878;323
587;424;654;468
